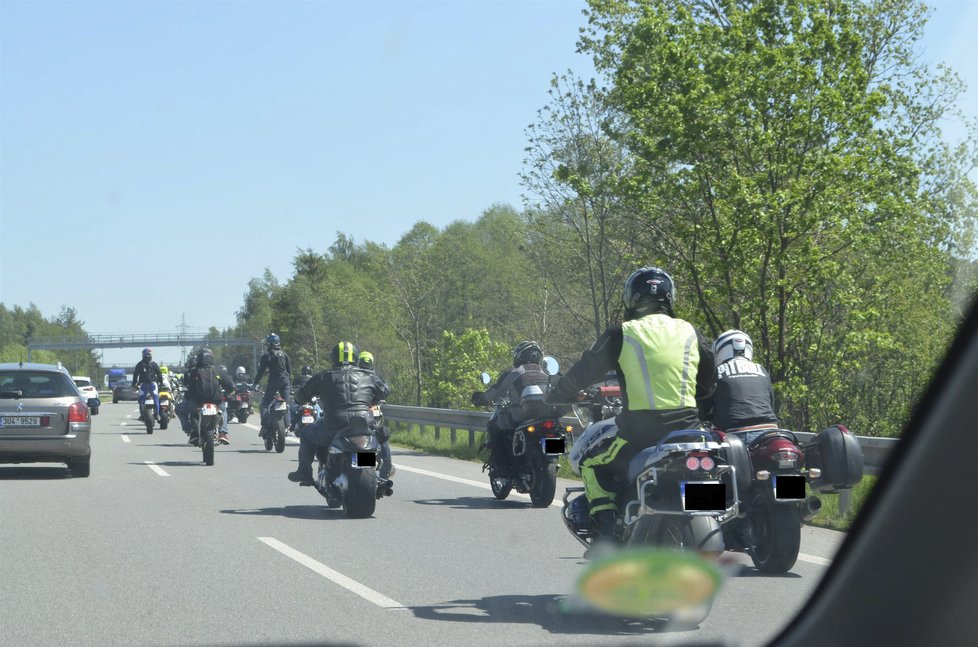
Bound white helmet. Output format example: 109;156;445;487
235;366;246;376
713;329;753;364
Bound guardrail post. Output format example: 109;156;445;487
450;428;457;445
839;489;852;517
434;425;440;441
469;428;476;448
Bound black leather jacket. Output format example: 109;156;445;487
296;366;390;430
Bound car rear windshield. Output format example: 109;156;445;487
0;372;77;398
74;379;93;388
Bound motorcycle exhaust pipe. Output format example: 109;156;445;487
384;479;394;497
801;495;822;522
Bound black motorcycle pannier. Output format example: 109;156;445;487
805;424;864;493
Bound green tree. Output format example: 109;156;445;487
425;328;511;410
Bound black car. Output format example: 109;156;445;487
111;383;139;404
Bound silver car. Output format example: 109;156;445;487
0;362;99;477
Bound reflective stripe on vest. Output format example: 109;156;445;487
619;315;699;410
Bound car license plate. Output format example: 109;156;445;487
680;481;725;511
0;416;41;427
301;415;314;424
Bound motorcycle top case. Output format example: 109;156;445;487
805;424;863;493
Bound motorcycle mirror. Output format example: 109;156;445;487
543;356;560;376
480;372;491;385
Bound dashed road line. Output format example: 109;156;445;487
121;435;131;443
258;537;405;609
242;422;300;443
144;461;170;477
797;552;832;567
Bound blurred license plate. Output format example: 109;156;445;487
0;416;41;427
773;475;806;500
352;452;376;467
681;482;725;511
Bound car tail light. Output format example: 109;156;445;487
40;416;50;426
68;402;89;423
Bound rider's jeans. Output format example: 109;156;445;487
138;383;160;417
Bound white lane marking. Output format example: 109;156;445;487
797;552;832;567
144;461;170;477
258;537;405;609
122;435;131;443
126;414;133;419
393;463;562;508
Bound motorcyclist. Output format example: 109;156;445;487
702;329;779;438
288;341;390;486
234;366;252;385
254;333;293;436
185;348;235;446
358;351;394;479
215;364;235;443
160;366;173;391
176;354;200;436
545;267;715;544
471;341;552;471
132;348;163;422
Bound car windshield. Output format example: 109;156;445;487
0;372;76;398
0;1;976;646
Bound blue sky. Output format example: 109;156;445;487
1;0;976;367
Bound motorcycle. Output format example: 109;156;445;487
140;386;158;434
228;382;254;424
190;401;222;466
476;356;567;508
560;387;741;622
718;423;861;573
158;387;175;430
313;415;394;518
261;393;288;453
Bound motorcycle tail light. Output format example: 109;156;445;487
302;407;312;416
700;456;716;470
772;449;799;465
347;435;370;449
542;420;556;431
685;456;701;470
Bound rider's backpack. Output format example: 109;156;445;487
192;367;223;404
268;349;287;376
805;424;864;493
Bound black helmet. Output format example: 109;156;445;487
301;365;312;376
265;333;281;349
623;267;675;319
513;341;543;367
142;347;152;360
330;341;359;367
196;348;214;367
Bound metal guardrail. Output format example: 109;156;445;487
383;404;898;516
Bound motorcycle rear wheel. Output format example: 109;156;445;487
274;418;286;453
748;494;801;574
237;412;248;424
160;414;168;430
145;413;154;435
529;461;557;508
203;436;215;466
345;467;377;518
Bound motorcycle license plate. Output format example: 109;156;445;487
275;401;288;411
773;475;806;500
680;481;725;511
301;415;314;424
542;436;565;454
351;452;376;468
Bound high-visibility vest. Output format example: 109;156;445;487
619;314;700;410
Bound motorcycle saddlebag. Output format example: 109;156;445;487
805;424;864;493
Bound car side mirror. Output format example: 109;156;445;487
480;372;491;386
88;397;101;413
543;356;560;376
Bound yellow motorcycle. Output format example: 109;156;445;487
158;387;176;430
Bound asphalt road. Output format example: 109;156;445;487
0;403;845;646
